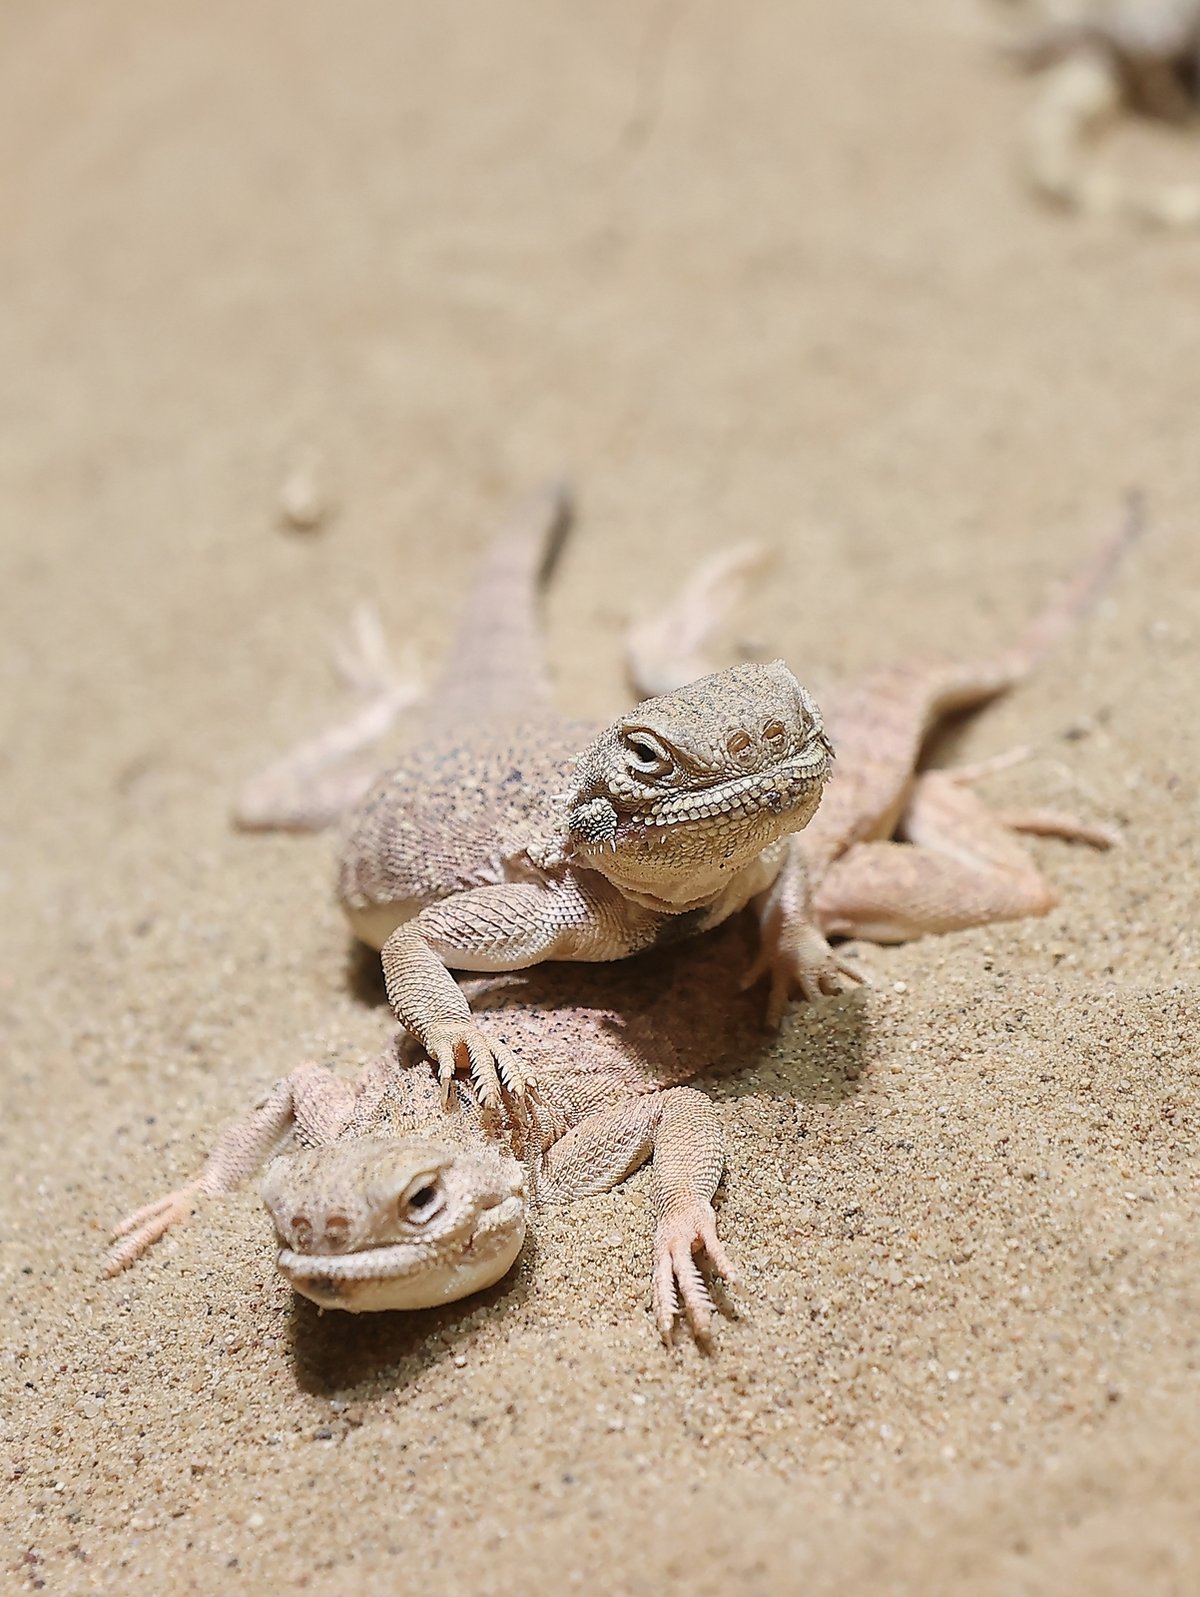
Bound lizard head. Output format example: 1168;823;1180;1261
261;1136;528;1312
563;661;831;902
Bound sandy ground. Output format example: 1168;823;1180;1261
3;1;1199;1592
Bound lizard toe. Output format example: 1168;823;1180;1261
105;1190;197;1275
462;1034;504;1112
748;938;869;1019
494;1036;537;1102
653;1203;736;1344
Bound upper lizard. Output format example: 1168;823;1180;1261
238;483;834;1113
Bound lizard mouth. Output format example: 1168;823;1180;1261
631;749;829;830
275;1200;527;1312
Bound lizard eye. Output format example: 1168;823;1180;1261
399;1175;444;1224
622;729;673;779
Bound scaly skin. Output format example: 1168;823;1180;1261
232;483;1138;1100
108;493;1140;1345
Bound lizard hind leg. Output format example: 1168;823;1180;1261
934;747;1122;850
812;768;1071;944
232;604;422;833
626;541;772;699
534;1087;734;1345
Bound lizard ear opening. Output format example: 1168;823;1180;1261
567;795;619;848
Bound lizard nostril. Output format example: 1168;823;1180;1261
727;730;752;756
291;1215;313;1250
324;1215;351;1247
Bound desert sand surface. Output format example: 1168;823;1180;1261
3;2;1199;1593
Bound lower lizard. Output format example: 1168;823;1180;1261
107;920;764;1342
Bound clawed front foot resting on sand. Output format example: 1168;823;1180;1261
422;1020;538;1117
741;915;868;1019
739;836;868;1021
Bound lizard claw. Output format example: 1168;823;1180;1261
105;1187;199;1276
741;926;867;1023
425;1023;537;1125
653;1200;737;1344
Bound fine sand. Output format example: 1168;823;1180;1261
3;3;1199;1593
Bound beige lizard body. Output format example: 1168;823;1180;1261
236;483;1136;1060
1004;0;1200;225
108;921;762;1342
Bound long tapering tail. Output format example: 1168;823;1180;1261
998;489;1146;680
425;479;573;729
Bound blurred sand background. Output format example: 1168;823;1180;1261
3;1;1199;1592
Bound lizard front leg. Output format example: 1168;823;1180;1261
742;835;866;1020
105;1065;355;1275
382;876;629;1113
535;1087;734;1344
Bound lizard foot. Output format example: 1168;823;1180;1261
105;1187;199;1276
742;924;867;1023
332;602;414;703
653;1200;738;1344
232;605;421;832
425;1022;537;1120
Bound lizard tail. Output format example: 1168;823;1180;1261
426;479;573;727
996;489;1146;680
917;492;1147;727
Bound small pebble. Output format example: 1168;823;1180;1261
278;459;328;531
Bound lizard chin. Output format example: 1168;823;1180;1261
275;1197;528;1312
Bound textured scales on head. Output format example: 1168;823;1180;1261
261;1135;527;1311
560;660;832;904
